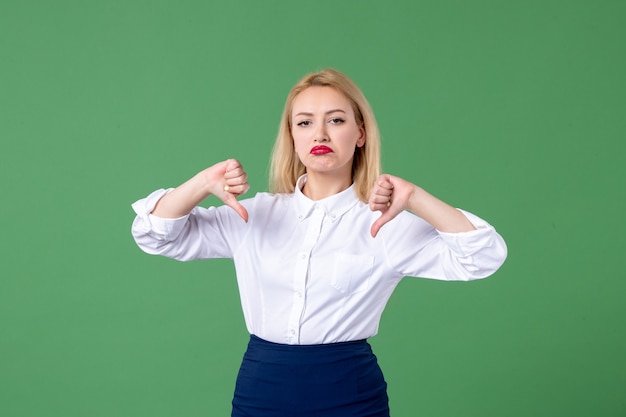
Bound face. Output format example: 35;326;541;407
291;86;365;180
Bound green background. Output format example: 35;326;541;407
1;0;624;416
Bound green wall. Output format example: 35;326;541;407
1;1;624;416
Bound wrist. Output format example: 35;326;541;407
407;185;424;212
191;171;215;199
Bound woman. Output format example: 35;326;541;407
131;68;507;416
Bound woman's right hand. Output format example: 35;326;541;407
202;159;250;222
151;158;250;222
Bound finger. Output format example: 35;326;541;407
368;190;393;211
370;215;385;238
370;193;392;207
370;198;403;237
224;174;249;190
222;159;249;195
369;202;390;213
370;210;396;238
223;182;250;197
224;164;246;180
372;176;394;198
376;175;394;191
223;194;249;222
224;158;240;173
368;176;393;206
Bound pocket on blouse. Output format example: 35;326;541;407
330;254;375;295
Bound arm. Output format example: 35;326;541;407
152;159;250;221
368;174;475;237
369;174;507;280
130;159;251;261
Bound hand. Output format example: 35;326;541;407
202;159;250;222
368;174;416;237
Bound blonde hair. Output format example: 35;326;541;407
269;68;381;202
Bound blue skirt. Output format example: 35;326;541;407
231;335;390;417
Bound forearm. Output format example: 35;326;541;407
407;186;476;233
151;172;212;218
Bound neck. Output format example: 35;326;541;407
301;172;352;201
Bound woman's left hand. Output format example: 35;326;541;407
368;174;416;237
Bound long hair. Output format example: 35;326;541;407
269;69;381;202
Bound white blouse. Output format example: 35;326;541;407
131;175;507;345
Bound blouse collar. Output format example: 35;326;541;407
293;174;360;223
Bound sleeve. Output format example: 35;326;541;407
130;188;250;261
382;209;507;281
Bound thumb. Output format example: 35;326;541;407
223;194;249;222
370;210;395;238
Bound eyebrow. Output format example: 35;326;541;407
294;109;347;117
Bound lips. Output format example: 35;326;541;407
310;145;333;155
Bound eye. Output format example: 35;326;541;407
329;118;345;125
296;120;311;127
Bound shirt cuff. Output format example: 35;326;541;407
436;209;498;257
131;188;190;240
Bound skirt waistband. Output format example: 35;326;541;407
245;334;372;365
249;334;367;351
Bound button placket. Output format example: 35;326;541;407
286;209;325;343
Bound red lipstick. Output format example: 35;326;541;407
310;145;333;155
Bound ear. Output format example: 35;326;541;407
356;124;366;148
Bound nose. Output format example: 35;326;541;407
314;124;329;142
